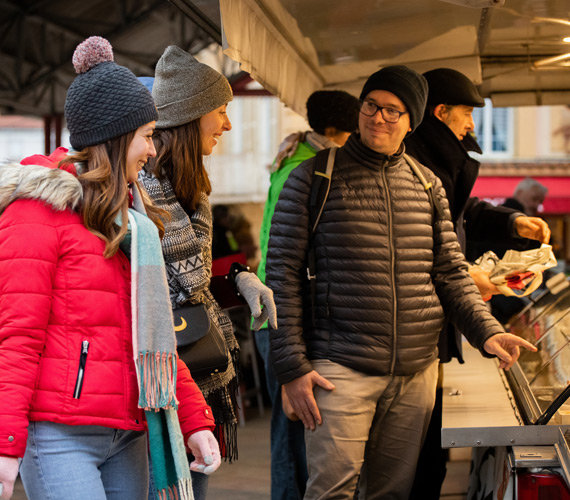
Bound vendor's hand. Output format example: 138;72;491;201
186;430;221;475
235;272;277;330
514;216;551;244
469;266;500;300
0;456;20;499
281;385;299;421
283;371;335;431
483;333;537;370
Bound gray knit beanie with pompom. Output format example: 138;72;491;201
64;36;158;150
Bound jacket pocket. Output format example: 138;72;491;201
73;340;90;399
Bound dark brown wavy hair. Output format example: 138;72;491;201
60;132;165;258
145;120;211;213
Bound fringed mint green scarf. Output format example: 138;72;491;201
125;184;193;500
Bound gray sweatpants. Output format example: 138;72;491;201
304;359;439;500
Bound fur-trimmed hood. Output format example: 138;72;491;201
0;162;82;216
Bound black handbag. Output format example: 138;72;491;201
173;303;229;378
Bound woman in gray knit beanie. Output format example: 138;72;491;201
139;46;277;500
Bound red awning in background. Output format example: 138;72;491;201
470;177;570;215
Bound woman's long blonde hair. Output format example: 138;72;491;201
60;131;165;258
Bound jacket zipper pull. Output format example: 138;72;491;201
73;340;90;399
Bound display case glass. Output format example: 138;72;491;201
508;283;570;425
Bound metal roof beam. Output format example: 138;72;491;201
0;2;169;97
168;0;222;45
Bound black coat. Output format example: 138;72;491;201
469;197;540;259
405;115;524;363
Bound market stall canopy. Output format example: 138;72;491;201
220;0;570;115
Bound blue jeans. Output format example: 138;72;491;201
20;421;148;500
148;453;208;500
254;329;308;500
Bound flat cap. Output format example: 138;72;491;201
423;68;485;107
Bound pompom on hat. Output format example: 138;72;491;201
152;45;233;129
64;36;158;150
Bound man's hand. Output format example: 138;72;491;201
514;216;551;244
283;370;335;430
483;333;537;370
469;266;500;300
281;385;299;421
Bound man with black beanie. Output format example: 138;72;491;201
266;65;536;499
405;68;550;500
255;89;359;500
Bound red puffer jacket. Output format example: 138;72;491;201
0;161;214;458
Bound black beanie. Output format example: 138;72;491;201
359;65;428;133
306;90;359;135
65;37;158;150
423;68;485;107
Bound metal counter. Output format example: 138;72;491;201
442;343;570;449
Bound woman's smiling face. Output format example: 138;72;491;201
125;121;156;183
199;104;232;156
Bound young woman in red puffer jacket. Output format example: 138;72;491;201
0;36;218;500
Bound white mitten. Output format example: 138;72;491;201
186;430;221;475
235;272;278;330
0;456;20;499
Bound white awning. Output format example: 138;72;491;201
220;0;570;111
221;0;324;115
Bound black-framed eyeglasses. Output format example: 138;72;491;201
359;100;408;123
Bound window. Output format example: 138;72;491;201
208;96;281;203
472;99;514;157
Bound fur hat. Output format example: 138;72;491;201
306;90;359;135
359;65;428;133
152;46;233;129
64;37;158;150
423;68;485;108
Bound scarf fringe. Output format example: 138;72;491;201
205;372;240;462
156;478;193;500
214;420;238;462
137;351;178;410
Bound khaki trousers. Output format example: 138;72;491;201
304;359;439;500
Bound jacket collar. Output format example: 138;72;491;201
411;115;481;175
406;114;482;223
344;131;405;171
0;162;82;216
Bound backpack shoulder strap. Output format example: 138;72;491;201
404;153;445;219
309;147;337;234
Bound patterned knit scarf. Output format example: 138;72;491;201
124;184;194;500
139;169;240;460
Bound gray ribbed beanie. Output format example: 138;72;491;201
153;46;233;129
65;37;158;150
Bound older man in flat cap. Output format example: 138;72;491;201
405;68;550;500
266;65;536;500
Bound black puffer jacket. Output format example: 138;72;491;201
266;132;505;384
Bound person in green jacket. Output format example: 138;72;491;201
254;90;359;500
